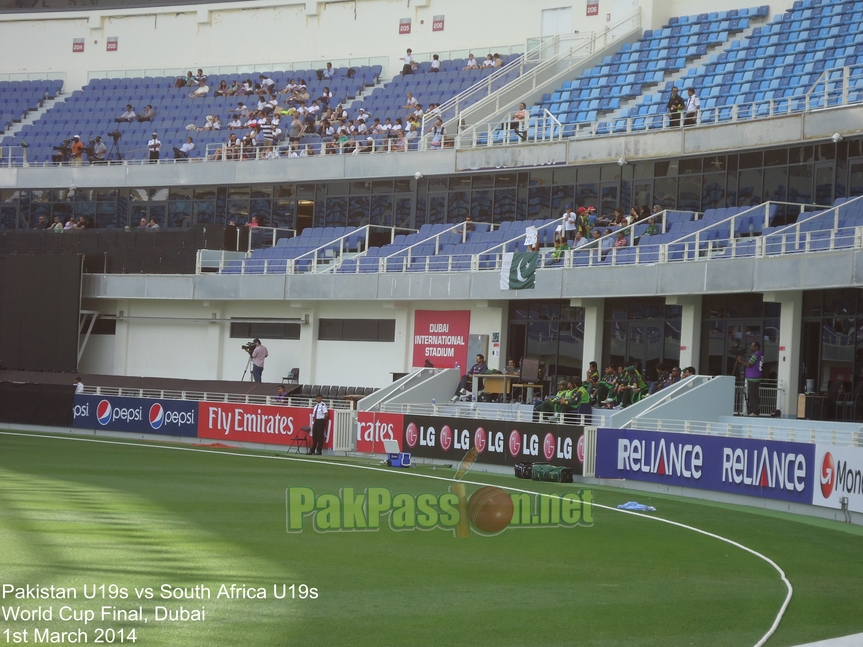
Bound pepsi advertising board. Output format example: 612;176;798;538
595;428;815;504
72;395;198;437
813;444;863;513
401;415;585;474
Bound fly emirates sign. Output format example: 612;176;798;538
198;402;331;448
596;428;814;504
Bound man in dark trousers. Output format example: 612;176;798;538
737;341;764;416
452;353;489;400
309;394;328;455
667;87;685;127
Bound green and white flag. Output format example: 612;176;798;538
500;251;538;290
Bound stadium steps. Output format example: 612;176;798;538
2;93;64;142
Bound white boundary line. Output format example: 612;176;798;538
0;430;792;647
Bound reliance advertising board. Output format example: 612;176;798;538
595;428;815;504
814;444;863;513
402;415;585;473
72;395;198;437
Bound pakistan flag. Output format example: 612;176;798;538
500;251;538;290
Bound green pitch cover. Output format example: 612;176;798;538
500;251;538;290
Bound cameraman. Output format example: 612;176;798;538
89;136;107;164
70;135;85;166
247;338;268;382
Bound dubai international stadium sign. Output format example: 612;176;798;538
412;310;470;369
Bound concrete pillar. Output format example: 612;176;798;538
571;298;604;373
666;295;702;371
764;290;803;418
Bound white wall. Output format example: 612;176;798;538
82;298;508;387
0;0;664;90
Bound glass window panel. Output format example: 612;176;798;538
395;197;411;228
169;187;193;200
168;201;192;228
274;184;294;199
250;199;272;225
789;146;813;164
370;194;392;226
472;174;494;189
428;177;447;192
737;169;763;206
664;321;681;366
787;164;813;203
427;195;446;224
527;186;551;219
739;151;763;169
394;179;412;194
348;195;370;227
764;167;788;202
495;174;517;188
447;191;470;222
678;174;701;212
227;185;250;199
654;177;677;210
701;173;725;210
448;176;472;191
194;186;216;200
600;164;621;182
576;183;597;207
557;320;583;379
679;157;702;174
271;199;295;229
703;156;727;172
471;190;492;220
251;185;272;199
529;169;553;186
350;181;370;195
600;184;618;216
130;189;148;201
194;200;215;224
551;185;574;214
764;149;787;166
494;189;516;222
0;206;17;230
325;197;347;227
372;180;393;194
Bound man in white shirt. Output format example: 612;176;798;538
562;204;577;242
74;376;85;394
115;104;136;123
684;88;701;126
309;394;328;455
400;48;415;76
147;132;161;163
173;137;195;159
463;54;478;70
322;62;335;79
259;75;275;93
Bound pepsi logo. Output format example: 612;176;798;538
508;430;521;457
439;425;453;452
820;452;835;499
543;433;556;461
577;434;585;463
474;427;487;454
96;400;112;426
149;403;164;430
405;422;418;448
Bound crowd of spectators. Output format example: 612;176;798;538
546;203;665;259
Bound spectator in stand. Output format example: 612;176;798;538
640;205;652;220
392;118;404;134
189;82;209;98
215;80;230;97
74;376;85;394
482;54;495;69
684;88;701;126
402;92;418;110
226;80;239;96
33;215;49;229
176;71;194;87
511;102;528;141
288;113;305;151
137;104;156;123
193;69;206;86
601;228;615;256
89;136;107;164
614;230;628;248
147;132;161;163
249;216;260;227
572;230;588;249
70;135;85;166
393;130;407;152
259;74;275;93
667;86;685;127
429;118;446;148
561;204;577;242
430;54;441;73
463;54;478;70
452;354;489;400
232;102;250;118
321;62;335;80
136;217;148;230
643;217;659;236
173;137;195;159
400;48;415;76
147;218;160;231
275;385;288;404
682;366;696;378
318;87;333;106
49;216;63;232
115;104;136;123
493;53;504;67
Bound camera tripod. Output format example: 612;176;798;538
106;138;123;162
241;356;254;381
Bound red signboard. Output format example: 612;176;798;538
399;18;411;34
356;411;404;453
412;310;470;369
432;15;445;31
197;402;331;449
72;39;85;53
107;37;118;52
586;2;599;16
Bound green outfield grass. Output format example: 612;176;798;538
0;430;861;647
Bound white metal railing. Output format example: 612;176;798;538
470;63;863;149
408;45;524;66
632;417;863;448
0;146;27;167
734;379;781;417
456;9;642;149
0;71;66;83
82;385;354;410
87;57;389;84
